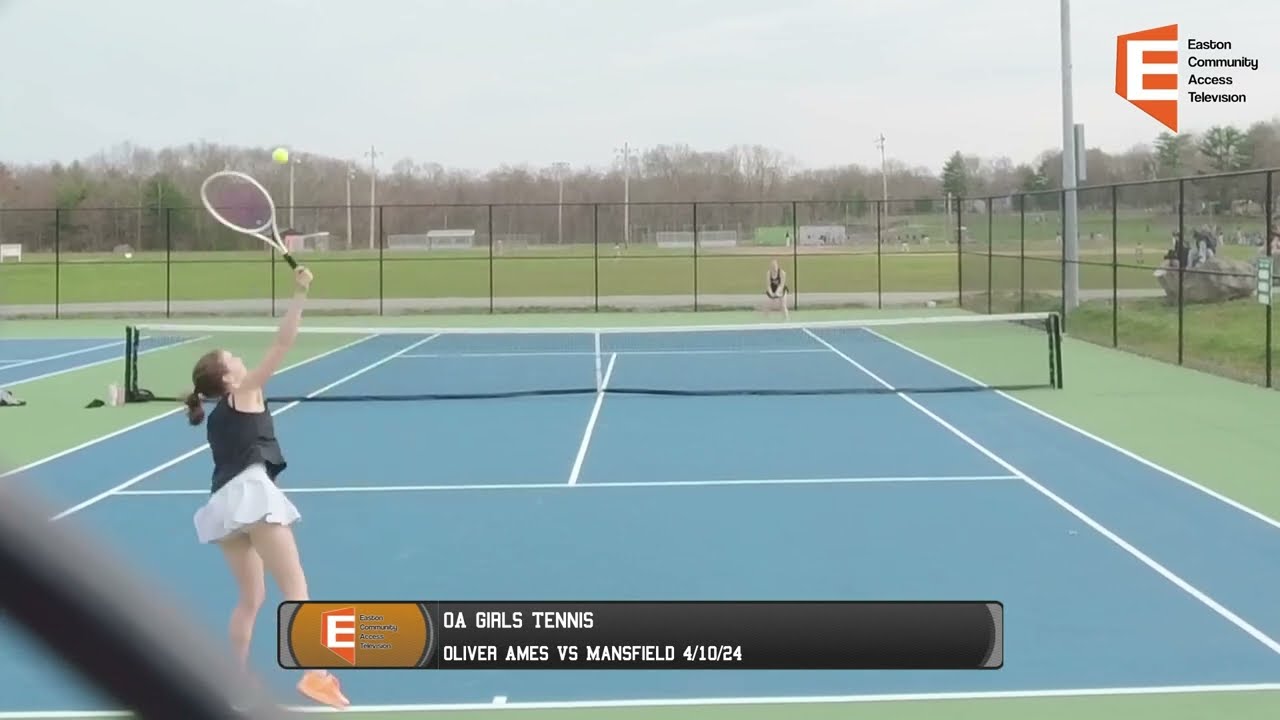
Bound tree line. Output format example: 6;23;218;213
0;119;1277;253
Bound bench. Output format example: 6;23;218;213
0;243;21;262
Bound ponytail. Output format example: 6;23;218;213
185;391;206;425
189;349;229;425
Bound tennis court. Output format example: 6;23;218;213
1;310;1279;719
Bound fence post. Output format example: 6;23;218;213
269;241;276;318
593;203;599;313
1058;190;1066;328
692;202;699;312
1266;170;1274;388
875;200;883;310
1019;194;1025;313
1111;184;1118;348
986;197;993;314
165;208;172;318
783;198;793;308
377;205;385;316
791;201;799;311
956;197;964;307
54;208;61;319
487;204;494;315
1176;179;1185;365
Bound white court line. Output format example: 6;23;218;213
0;334;379;481
0;336;208;389
861;326;1280;533
804;328;1280;657
0;339;122;371
567;352;617;485
396;348;824;359
46;334;439;520
5;682;1278;717
112;474;1019;496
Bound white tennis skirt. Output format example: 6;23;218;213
193;464;300;544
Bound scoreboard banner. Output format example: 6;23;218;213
278;601;1002;670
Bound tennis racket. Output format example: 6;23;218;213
200;170;298;268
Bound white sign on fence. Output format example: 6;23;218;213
1258;256;1273;306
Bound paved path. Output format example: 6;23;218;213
1;289;1165;318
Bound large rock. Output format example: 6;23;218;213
1153;256;1256;303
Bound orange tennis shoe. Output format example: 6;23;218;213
297;670;350;709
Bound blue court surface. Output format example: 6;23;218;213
4;323;1280;715
0;337;128;387
0;335;195;388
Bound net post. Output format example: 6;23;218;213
1055;313;1065;388
1042;313;1059;389
123;326;134;401
1044;315;1053;387
594;331;603;391
1050;313;1064;389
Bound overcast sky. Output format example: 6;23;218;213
1;0;1276;173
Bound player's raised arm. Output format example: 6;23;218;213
238;264;312;394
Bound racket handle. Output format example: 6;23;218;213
283;253;298;269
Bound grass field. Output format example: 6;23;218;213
4;244;1264;306
2;205;1266;305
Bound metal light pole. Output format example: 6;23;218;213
615;143;632;247
345;162;355;250
552;162;569;244
136;177;143;245
365;145;382;249
1060;0;1080;310
875;133;889;212
287;154;298;228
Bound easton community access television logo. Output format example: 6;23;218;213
1116;24;1179;132
321;606;357;665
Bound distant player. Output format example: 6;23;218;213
184;266;349;710
762;258;789;320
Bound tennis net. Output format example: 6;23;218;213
124;312;1063;403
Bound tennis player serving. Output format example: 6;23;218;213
184;265;349;710
762;258;789;320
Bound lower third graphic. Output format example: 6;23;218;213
278;602;435;669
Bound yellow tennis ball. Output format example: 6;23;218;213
273;147;289;164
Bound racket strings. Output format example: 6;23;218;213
204;177;275;233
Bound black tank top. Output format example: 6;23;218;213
207;395;287;493
769;269;782;291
